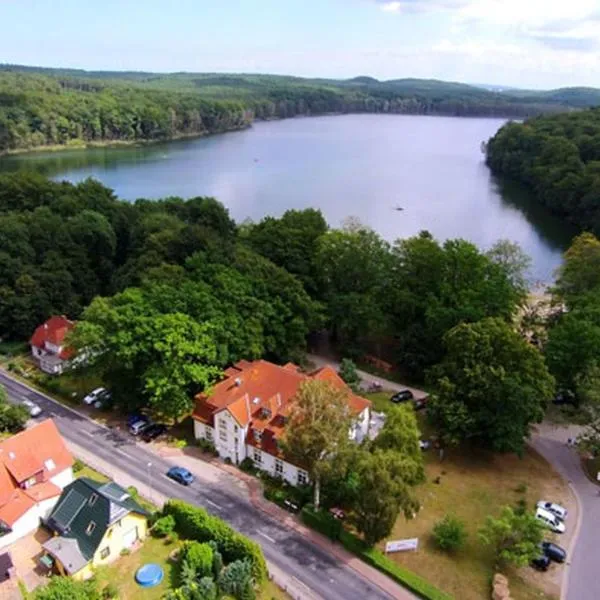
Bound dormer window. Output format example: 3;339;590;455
253;429;262;442
260;407;271;420
86;521;96;536
89;493;98;507
44;459;56;472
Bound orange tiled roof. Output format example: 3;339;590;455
30;315;75;359
0;489;36;527
0;419;74;484
193;360;371;459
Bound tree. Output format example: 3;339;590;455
353;449;420;546
282;380;355;509
427;318;555;454
218;559;254;600
0;384;28;433
181;541;214;579
555;233;600;305
486;239;531;294
34;577;101;600
479;506;543;567
338;358;360;391
432;515;468;552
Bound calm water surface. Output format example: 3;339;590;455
0;114;576;282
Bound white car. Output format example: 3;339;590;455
537;500;567;521
22;399;42;417
535;507;566;534
82;387;107;405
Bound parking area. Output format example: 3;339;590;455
2;529;52;595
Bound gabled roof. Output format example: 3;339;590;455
44;477;148;571
193;360;372;461
30;315;75;359
0;419;73;484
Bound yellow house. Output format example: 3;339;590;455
42;477;149;580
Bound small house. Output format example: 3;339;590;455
30;316;76;375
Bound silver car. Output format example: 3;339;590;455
22;399;42;417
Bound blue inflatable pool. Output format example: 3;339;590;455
135;563;164;587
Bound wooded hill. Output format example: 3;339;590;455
2;64;600;153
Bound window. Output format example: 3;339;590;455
86;521;96;536
206;428;213;441
100;547;110;559
219;431;227;442
219;419;227;431
253;449;262;464
275;459;284;475
297;470;308;486
235;425;239;433
89;493;98;507
253;429;262;443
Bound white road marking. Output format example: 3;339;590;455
115;448;129;457
257;530;277;543
205;498;222;510
81;430;96;438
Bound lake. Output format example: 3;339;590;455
0;114;576;283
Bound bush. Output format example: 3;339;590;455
432;515;468;552
300;505;342;541
197;438;218;455
181;541;213;578
239;457;256;473
102;583;119;599
339;531;452;600
164;500;268;584
218;559;254;600
73;458;85;473
152;515;176;538
196;577;217;600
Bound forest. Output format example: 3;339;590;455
2;64;600;153
0;171;533;423
486;108;600;233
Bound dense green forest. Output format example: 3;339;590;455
486;108;600;233
0;172;530;418
2;64;600;153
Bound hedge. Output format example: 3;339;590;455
163;500;268;584
301;506;452;600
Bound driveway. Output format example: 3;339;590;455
531;423;595;600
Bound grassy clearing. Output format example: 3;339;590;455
383;445;566;600
93;535;290;600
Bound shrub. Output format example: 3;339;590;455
152;515;176;538
164;500;268;583
432;515;468;552
218;559;254;600
181;541;213;578
197;438;217;454
224;457;232;465
167;531;179;545
212;549;224;578
102;583;119;599
196;577;217;600
239;457;256;473
300;505;342;541
73;458;85;473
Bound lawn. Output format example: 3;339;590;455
381;444;567;600
93;536;290;600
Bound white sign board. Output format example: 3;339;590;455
385;538;419;553
597;471;600;482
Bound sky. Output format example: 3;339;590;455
1;0;600;89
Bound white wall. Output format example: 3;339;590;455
0;496;58;549
214;411;248;464
50;467;73;490
248;445;308;486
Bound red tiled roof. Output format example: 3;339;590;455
0;489;36;527
0;419;74;484
30;315;75;359
193;360;371;460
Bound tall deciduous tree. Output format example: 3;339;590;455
555;232;600;305
282;380;354;509
427;318;555;454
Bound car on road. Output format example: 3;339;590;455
542;541;567;563
531;554;550;572
82;387;108;406
129;418;151;435
140;423;167;443
22;399;42;417
535;507;566;533
166;466;194;486
537;500;567;521
391;390;414;403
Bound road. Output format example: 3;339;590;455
0;371;397;600
532;424;595;600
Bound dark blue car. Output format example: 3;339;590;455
166;466;195;486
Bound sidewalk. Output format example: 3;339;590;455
158;446;416;600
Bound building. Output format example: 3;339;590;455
42;478;149;580
0;420;74;549
30;316;76;375
192;360;371;486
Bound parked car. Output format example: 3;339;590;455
535;507;566;534
553;390;576;405
329;507;346;520
542;541;567;563
166;466;194;486
82;387;108;406
536;500;567;521
130;418;151;435
419;439;431;451
22;399;42;417
93;389;112;409
414;396;427;410
127;414;146;428
391;390;414;403
283;499;300;513
141;423;167;443
531;554;550;572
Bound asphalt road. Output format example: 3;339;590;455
0;371;396;600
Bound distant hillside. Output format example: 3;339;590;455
1;63;599;154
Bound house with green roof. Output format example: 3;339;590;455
42;477;149;580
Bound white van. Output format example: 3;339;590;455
535;507;566;533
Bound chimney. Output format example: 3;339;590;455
234;378;242;387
